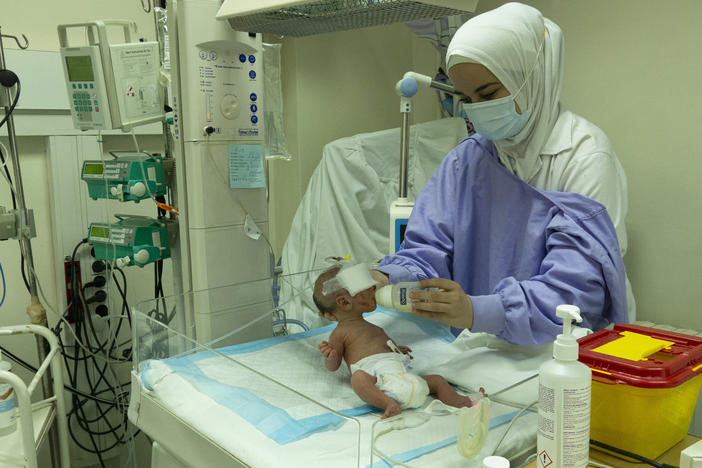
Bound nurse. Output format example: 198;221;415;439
373;2;632;345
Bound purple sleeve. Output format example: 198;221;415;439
471;221;609;346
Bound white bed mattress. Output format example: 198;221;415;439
138;308;549;467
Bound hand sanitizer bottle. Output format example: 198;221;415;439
536;305;591;468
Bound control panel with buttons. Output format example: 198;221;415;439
81;153;167;203
61;46;112;129
88;215;172;268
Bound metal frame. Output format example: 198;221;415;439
0;325;70;468
216;0;479;36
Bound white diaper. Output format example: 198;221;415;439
350;352;429;409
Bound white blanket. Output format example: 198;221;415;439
141;308;550;467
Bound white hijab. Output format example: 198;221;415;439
446;2;564;182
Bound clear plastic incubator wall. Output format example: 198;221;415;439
129;269;543;468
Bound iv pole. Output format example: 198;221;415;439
389;71;459;254
0;28;60;468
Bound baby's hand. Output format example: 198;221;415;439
318;341;338;361
398;345;413;359
318;311;338;322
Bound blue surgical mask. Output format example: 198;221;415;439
459;93;530;141
458;37;543;141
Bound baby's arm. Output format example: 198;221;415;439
388;337;413;358
318;331;344;371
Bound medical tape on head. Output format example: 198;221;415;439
321;263;378;296
321;275;343;296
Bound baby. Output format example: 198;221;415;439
313;266;476;418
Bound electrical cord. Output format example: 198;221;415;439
0;262;5;307
41;238;140;463
589;440;678;468
491;400;538;456
0;141;30;293
14;208;137;464
0;71;20;129
0;141;17;209
0;345;117;405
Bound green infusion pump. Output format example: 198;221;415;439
88;215;172;268
81;153;166;203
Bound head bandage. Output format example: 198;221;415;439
322;263;378;296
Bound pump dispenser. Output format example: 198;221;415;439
553;304;581;361
537;305;591;468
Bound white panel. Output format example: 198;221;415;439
5;49;70;111
46;136;87;253
189;224;273;343
178;0;264;143
46;135;89;314
194;300;272;345
151;441;190;468
183;141;267;229
188;223;271;291
173;0;270;342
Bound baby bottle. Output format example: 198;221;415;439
375;282;422;312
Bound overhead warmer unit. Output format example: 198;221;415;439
216;0;479;37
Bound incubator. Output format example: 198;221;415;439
129;269;545;468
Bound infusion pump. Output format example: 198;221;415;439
58;20;164;131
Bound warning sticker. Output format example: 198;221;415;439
538;450;552;468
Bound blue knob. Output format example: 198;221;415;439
399;78;419;97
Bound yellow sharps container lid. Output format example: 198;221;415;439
591;331;674;361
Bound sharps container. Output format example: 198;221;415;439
577;324;702;460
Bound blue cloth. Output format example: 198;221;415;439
378;135;628;346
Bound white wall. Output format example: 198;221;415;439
4;0;156;52
268;23;442;255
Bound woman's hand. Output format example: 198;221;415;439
371;269;390;288
409;278;474;329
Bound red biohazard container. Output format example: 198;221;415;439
577;324;702;460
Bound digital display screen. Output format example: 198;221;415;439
399;223;407;244
90;226;110;239
65;55;95;82
84;163;103;175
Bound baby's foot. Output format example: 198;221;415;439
449;395;475;408
382;401;401;419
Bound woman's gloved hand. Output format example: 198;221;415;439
410;278;474;329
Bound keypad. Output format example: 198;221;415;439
71;83;97;114
71;91;98;113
